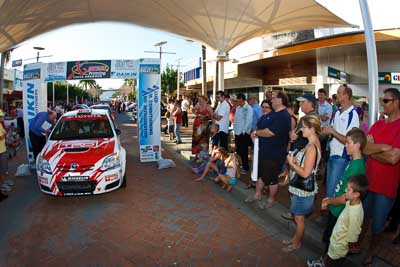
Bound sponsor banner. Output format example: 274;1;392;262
12;59;23;67
23;63;47;165
66;60;111;80
138;59;161;162
43;62;67;81
110;60;138;79
379;72;392;84
328;66;349;83
14;70;23;91
391;72;400;84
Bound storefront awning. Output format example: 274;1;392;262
0;0;352;53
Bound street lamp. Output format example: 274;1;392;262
33;47;44;63
144;41;176;67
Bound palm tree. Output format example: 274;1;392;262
78;79;97;91
0;49;12;109
122;78;136;100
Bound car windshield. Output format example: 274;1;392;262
50;115;113;140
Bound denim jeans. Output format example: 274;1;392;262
363;191;395;234
326;155;349;198
174;123;181;142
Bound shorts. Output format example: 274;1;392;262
0;152;8;175
290;194;315;216
258;159;281;185
229;177;237;185
168;125;174;133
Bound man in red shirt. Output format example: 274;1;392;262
362;88;400;265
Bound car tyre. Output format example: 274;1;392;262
121;174;127;188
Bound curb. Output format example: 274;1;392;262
160;136;387;267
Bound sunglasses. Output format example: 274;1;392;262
262;106;270;109
382;98;396;104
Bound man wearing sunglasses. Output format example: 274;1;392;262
360;88;400;265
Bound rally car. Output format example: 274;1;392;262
36;109;126;196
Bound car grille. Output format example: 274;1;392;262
56;165;94;172
57;181;97;195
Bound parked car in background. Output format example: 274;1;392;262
90;104;116;121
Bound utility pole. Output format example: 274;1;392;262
144;41;176;69
201;45;207;96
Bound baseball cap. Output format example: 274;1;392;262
0;109;5;117
296;93;317;104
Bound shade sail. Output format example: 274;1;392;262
0;0;351;53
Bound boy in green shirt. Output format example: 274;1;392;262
307;128;367;265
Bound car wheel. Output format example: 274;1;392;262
121;174;127;188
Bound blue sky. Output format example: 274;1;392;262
8;22;202;89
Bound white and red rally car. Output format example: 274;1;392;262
36;109;126;196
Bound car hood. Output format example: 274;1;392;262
40;138;116;175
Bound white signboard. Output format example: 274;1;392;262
14;70;23;91
391;72;400;84
137;58;161;162
43;62;67;81
23;63;47;165
110;60;138;79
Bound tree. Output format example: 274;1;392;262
47;82;88;103
122;78;137;101
161;64;178;96
78;79;97;91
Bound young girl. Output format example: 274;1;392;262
165;111;175;141
193;147;227;182
214;153;241;192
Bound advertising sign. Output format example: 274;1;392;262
137;59;161;162
379;72;392;84
391;72;400;84
328;66;349;83
66;60;111;80
22;63;47;166
44;62;67;81
110;60;138;79
12;59;22;67
14;70;23;91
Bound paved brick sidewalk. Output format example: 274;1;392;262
0;113;306;267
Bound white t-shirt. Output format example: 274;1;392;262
181;99;189;112
330;105;359;157
215;100;230;133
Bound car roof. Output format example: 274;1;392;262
91;104;110;108
62;109;109;117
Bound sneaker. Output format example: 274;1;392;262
307;256;324;267
281;211;294;221
4;180;15;186
1;184;12;192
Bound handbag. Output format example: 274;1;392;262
289;145;318;192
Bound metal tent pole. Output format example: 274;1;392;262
359;0;379;126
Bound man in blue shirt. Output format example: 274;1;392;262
234;94;254;173
248;97;262;131
29;110;57;160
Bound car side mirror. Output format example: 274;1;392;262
115;129;121;136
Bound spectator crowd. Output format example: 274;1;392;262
184;86;399;267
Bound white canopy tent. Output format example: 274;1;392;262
0;0;379;124
0;0;351;53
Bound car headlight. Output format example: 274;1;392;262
38;156;52;174
101;153;120;171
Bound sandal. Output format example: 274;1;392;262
258;201;274;210
244;196;260;203
282;244;300;253
282;240;293;245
